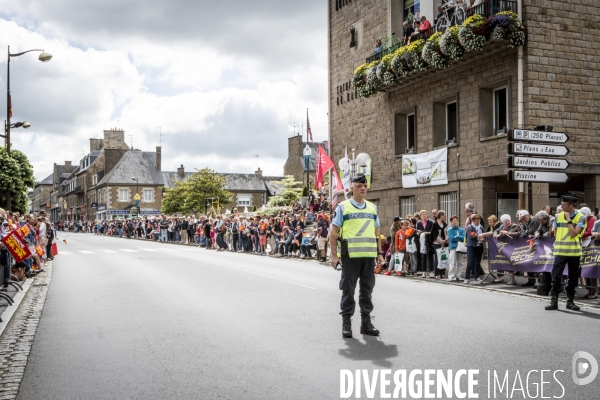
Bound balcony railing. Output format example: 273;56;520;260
365;0;518;64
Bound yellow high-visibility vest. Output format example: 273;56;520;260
338;199;378;258
553;211;586;257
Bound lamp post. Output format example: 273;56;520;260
132;177;140;215
4;46;52;211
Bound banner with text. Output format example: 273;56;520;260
1;231;32;263
401;148;448;188
488;236;600;279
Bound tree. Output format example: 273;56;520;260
0;148;35;213
268;175;303;207
161;168;233;215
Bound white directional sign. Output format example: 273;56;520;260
507;143;569;157
508;170;569;183
508;156;569;170
508;129;569;144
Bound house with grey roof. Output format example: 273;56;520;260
162;166;283;213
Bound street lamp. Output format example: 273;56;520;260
132;177;140;214
4;46;52;211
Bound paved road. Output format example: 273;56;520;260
17;232;600;399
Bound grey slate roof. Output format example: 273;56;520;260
162;171;194;189
98;151;163;185
161;171;284;195
78;150;103;174
37;173;54;186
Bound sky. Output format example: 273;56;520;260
0;0;329;182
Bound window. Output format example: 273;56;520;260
118;189;130;202
446;101;457;143
480;81;510;138
394;108;417;155
493;87;508;134
400;196;416;218
237;194;251;207
433;97;459;147
439;192;458;220
91;174;98;185
403;0;420;24
143;189;154;203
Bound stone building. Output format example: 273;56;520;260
283;134;328;187
32;173;53;214
328;0;600;224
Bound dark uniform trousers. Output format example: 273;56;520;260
550;255;581;297
339;256;376;316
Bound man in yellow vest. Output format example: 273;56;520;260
330;174;385;338
545;194;586;311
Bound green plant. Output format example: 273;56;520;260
302;186;308;197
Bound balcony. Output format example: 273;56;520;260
365;0;518;64
354;1;524;98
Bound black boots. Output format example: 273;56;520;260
545;297;558;311
566;298;581;311
545;297;581;311
360;314;380;336
342;315;352;338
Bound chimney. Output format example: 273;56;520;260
255;167;263;178
156;146;162;170
89;138;104;152
65;161;72;173
177;164;185;178
103;129;129;150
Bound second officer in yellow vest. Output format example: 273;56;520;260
330;174;385;338
545;194;586;311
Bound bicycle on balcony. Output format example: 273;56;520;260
435;0;467;32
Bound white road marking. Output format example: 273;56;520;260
139;248;159;252
103;250;117;253
119;249;139;253
172;252;317;290
79;250;94;254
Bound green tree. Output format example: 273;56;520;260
0;148;35;213
161;168;233;215
268;175;303;207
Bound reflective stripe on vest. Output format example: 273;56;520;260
553;212;585;257
339;200;378;258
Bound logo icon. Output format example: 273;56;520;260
572;351;598;386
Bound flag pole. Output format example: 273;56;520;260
306;108;309;191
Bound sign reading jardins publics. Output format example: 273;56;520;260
507;128;570;183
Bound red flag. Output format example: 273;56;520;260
315;145;334;190
332;166;344;193
307;115;313;142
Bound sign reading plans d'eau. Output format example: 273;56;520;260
507;143;569;157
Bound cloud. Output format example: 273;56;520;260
0;0;329;183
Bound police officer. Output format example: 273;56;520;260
545;194;586;311
330;174;385;338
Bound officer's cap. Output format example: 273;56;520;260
352;174;367;184
561;194;579;204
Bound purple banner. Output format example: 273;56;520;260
488;236;600;279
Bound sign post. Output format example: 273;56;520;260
507;129;570;208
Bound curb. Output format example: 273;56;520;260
382;273;600;310
0;278;35;338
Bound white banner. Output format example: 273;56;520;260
401;148;448;188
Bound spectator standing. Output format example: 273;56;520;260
447;216;465;281
416;210;434;278
317;214;329;262
464;214;484;284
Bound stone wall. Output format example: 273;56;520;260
328;0;600;225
